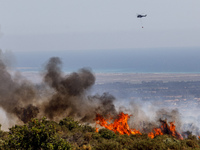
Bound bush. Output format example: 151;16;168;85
81;124;96;133
115;134;133;149
163;138;181;149
99;128;116;139
94;140;122;150
3;117;71;150
59;117;80;131
1;116;200;149
92;132;101;140
186;139;199;148
84;132;92;142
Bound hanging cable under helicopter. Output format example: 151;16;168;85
137;14;147;28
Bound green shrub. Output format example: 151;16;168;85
92;132;101;140
94;140;121;150
59;117;80;131
84;132;92;142
186;139;199;148
115;134;133;148
3;117;71;150
99;128;116;139
2;116;200;150
163;138;181;149
130;133;148;140
188;134;198;141
81;124;95;133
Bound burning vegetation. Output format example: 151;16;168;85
95;112;183;140
95;112;141;135
148;119;183;140
1;52;200;149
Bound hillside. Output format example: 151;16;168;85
0;116;200;150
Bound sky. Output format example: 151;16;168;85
0;0;200;52
0;0;200;73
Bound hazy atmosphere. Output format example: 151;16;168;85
1;1;200;149
0;0;200;53
0;1;200;72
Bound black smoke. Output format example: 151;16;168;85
42;57;117;122
0;50;38;124
0;54;191;136
0;55;119;126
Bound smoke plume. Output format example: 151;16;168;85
0;55;119;127
0;54;196;137
41;57;119;122
0;50;38;125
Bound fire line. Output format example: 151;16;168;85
95;112;183;140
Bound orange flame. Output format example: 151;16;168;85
170;122;176;137
95;112;141;135
95;112;183;140
148;120;183;140
148;128;163;139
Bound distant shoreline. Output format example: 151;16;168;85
14;69;200;84
94;72;200;84
14;66;200;74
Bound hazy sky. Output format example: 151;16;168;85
0;0;200;52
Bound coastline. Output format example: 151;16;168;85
95;72;200;84
14;69;200;84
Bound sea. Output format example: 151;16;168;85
13;47;200;74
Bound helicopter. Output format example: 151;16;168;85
137;14;147;18
137;14;147;28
